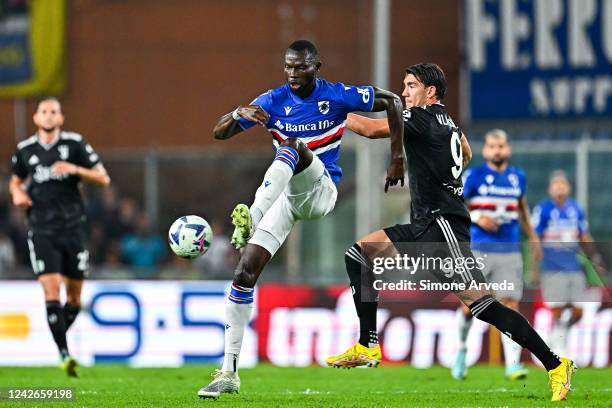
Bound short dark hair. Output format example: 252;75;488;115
549;169;570;183
36;96;61;112
405;63;446;100
287;40;320;62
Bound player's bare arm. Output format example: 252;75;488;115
346;113;390;139
213;105;270;140
51;162;111;187
347;117;472;172
518;197;541;247
476;215;499;232
460;132;472;167
518;196;542;284
9;175;32;208
370;87;405;191
579;232;607;274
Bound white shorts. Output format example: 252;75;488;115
474;251;524;301
249;155;337;256
541;272;587;308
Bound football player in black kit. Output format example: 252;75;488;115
325;64;575;402
9;97;111;377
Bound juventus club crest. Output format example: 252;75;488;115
318;100;330;115
58;145;69;160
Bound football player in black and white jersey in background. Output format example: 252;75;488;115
9;97;110;377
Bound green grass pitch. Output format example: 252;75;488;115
1;365;610;407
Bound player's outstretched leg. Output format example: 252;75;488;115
231;139;311;249
326;242;381;368
452;306;472;380
198;245;270;399
465;293;575;401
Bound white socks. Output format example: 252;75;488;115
550;319;569;357
222;284;254;373
250;146;298;227
457;309;473;350
501;332;523;366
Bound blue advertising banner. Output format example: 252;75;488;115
466;0;612;120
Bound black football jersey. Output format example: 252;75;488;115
402;103;470;236
11;131;101;234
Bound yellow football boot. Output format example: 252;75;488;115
230;204;253;249
548;357;576;401
62;356;79;378
326;343;381;368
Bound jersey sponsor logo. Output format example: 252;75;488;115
282;119;335;132
58;145;69;160
477;184;521;197
284;106;292;115
274;120;285;130
28;155;39;165
443;183;464;196
32;165;69;183
270;121;345;156
318;100;330;115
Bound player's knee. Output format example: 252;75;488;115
279;137;302;151
233;257;258;288
551;307;564;320
468;294;498;318
459;288;494;307
500;298;518;310
280;138;312;163
570;307;583;323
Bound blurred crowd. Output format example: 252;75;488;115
0;168;239;279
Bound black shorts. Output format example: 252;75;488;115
382;214;486;289
27;230;89;280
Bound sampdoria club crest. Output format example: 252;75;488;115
318;100;330;115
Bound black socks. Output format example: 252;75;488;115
345;244;379;348
64;303;81;330
45;300;69;359
469;295;561;371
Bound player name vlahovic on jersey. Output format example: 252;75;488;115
463;164;526;251
237;78;375;184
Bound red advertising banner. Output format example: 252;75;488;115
257;285;612;368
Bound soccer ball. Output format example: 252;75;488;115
168;215;213;259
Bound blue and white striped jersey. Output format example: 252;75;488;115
238;78;374;183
